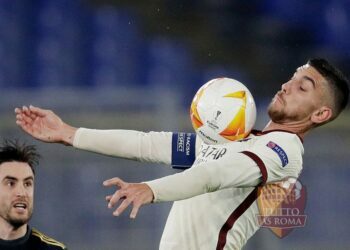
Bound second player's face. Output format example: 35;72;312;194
0;162;34;228
268;64;327;123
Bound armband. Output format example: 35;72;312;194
171;132;196;169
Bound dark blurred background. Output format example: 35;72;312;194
0;0;349;249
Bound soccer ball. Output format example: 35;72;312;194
190;77;256;144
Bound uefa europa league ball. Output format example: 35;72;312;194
190;77;256;144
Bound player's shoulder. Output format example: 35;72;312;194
252;130;303;148
249;130;303;179
250;129;304;162
31;228;67;250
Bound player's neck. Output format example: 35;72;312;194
0;221;27;240
263;120;308;139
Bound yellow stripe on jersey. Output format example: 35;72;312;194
32;228;66;249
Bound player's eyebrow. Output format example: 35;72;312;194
302;76;316;89
2;176;18;182
2;176;34;182
24;176;34;181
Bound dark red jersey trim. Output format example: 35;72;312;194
215;151;267;249
241;151;268;185
216;187;259;250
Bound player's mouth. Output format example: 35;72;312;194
12;202;28;213
274;93;285;105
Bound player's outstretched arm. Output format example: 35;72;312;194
102;152;263;219
103;177;154;219
15;105;77;145
15;106;187;166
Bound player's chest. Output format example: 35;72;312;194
194;137;257;164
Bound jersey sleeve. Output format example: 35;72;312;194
73;128;201;167
241;132;303;183
145;148;263;202
145;132;303;203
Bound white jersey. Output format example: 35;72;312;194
73;128;304;250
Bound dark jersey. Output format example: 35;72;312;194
0;226;67;250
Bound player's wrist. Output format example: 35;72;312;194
142;182;156;203
61;124;77;146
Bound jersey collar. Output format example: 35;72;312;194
0;225;31;246
250;129;304;144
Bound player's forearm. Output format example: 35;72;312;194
145;166;214;202
146;153;262;202
73;128;172;164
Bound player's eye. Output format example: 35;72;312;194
6;181;15;187
24;181;33;187
299;82;309;92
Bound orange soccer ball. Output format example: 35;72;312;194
190;77;256;144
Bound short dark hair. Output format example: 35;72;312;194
307;58;349;120
0;140;40;175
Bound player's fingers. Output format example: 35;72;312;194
16;107;35;123
103;177;125;188
130;203;141;219
15;110;28;122
105;195;112;202
108;189;127;208
17;119;38;136
29;105;50;117
17;111;34;123
16;113;24;121
16;120;25;129
15;107;37;121
28;111;37;120
16;121;34;134
16;119;26;128
14;107;24;114
20;113;34;125
113;198;132;216
22;105;32;117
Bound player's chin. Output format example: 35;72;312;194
268;99;278;111
8;216;30;228
267;106;286;122
9;210;32;225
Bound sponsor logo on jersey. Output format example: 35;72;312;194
266;141;289;167
256;177;307;238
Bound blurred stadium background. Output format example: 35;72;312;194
1;0;350;249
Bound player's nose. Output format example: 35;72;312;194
281;82;290;94
15;184;27;197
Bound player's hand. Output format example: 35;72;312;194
15;105;77;145
103;177;154;219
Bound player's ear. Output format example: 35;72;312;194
311;106;332;124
